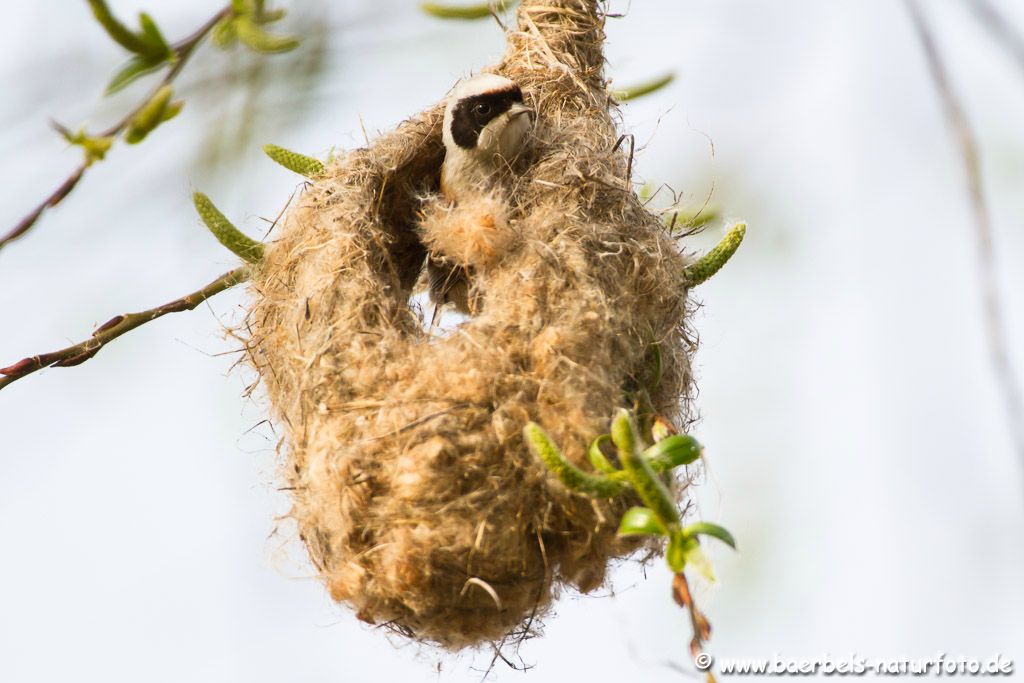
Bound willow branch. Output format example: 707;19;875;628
964;0;1024;79
672;572;714;681
905;0;1024;472
0;6;232;254
0;266;249;390
0;165;87;249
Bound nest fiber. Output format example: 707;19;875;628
247;0;696;649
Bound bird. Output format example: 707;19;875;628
427;73;534;325
440;73;534;202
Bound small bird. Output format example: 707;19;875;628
427;74;534;323
440;73;534;202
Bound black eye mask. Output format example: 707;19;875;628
450;86;524;150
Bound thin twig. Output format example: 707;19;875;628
672;572;716;683
0;165;86;248
963;0;1024;78
904;0;1024;473
0;266;249;390
0;6;232;253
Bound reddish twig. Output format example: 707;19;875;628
905;0;1024;474
672;572;716;683
1;165;87;248
0;6;232;253
0;266;249;390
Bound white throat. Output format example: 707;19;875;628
441;105;532;202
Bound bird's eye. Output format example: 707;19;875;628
473;102;492;117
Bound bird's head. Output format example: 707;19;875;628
442;74;534;171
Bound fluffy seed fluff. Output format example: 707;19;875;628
244;0;698;650
418;192;515;270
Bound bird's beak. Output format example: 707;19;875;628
509;103;534;120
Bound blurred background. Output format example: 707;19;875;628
2;1;1024;680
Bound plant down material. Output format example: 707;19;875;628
245;0;718;649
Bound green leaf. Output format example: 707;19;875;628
587;434;617;474
54;121;81;145
682;521;737;550
123;85;180;144
81;136;114;166
55;123;114;166
88;0;153;55
618;507;668;537
137;12;171;56
235;16;299;53
105;54;166;95
644;434;702;471
421;0;514;19
667;529;718;581
684;541;716;582
193;192;265;264
212;18;239;48
611;72;675;102
263;144;325;177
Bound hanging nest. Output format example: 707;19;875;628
246;0;701;650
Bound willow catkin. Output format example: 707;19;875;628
244;0;697;649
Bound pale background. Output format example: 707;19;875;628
2;1;1024;681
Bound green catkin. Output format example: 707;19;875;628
524;422;626;498
263;144;325;177
193;192;265;264
682;222;747;286
421;1;514;20
610;410;681;528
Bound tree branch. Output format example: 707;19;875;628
0;165;87;249
963;0;1024;79
0;6;232;254
0;266;249;391
904;0;1024;474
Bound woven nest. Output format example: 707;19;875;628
246;0;697;650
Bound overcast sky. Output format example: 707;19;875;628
2;1;1024;681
